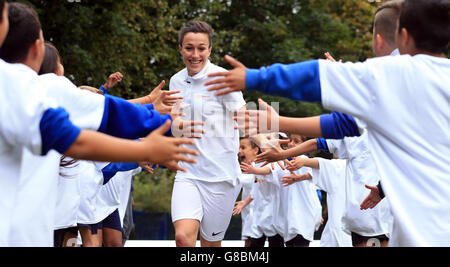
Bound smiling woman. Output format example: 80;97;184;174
169;21;247;248
178;21;213;76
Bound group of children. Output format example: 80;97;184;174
207;0;449;247
0;0;448;248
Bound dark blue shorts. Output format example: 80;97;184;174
99;209;122;232
78;223;101;235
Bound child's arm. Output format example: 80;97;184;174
256;138;319;164
100;72;123;94
281;173;312;187
128;80;183;106
233;194;253;216
286;157;320;172
240;162;271;175
64;120;199;173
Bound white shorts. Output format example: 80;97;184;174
171;177;236;242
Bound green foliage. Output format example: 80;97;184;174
133;169;175;213
19;0;383;212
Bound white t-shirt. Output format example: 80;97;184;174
169;61;246;185
326;132;393;238
7;71;105;246
312;158;352;247
96;167;140;226
237;173;255;240
320;54;450;246
249;163;281;238
77;161;108;225
275;158;322;242
0;61;57;246
55;157;80;230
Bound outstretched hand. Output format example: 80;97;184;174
255;140;290;164
360;184;382;210
143;120;199;173
233;201;246;216
205;55;247;96
234;99;280;138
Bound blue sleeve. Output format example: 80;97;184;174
320;111;360;139
102;162;140;185
99;85;109;95
98;94;172;139
246;60;321;102
40;107;81;155
316;138;330;153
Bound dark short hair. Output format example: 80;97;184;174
374;0;404;47
399;0;450;54
0;2;42;63
39;42;62;75
0;0;5;21
178;21;213;48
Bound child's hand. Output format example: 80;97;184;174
324;52;343;63
205;55;247;96
240;162;256;174
147;80;183;106
143;120;199;173
138;161;154;174
234;99;280;138
360;184;382;210
255;141;290;164
233;201;245;215
104;72;123;90
281;173;311;187
286;157;306;172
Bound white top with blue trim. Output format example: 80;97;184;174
0;61;57;246
320;54;450;246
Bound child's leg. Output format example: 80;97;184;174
351;232;389;247
268;234;285;247
103;228;123;247
250;236;267;247
285;234;310;247
79;225;100;247
101;209;123;247
62;227;79;247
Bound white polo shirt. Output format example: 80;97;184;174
169;60;246;185
320;54;450;246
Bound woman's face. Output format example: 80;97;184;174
179;32;211;76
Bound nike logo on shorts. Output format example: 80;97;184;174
212;231;223;237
